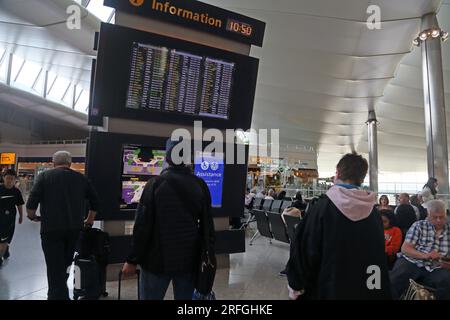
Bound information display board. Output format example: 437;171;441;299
126;43;234;120
91;23;259;130
104;0;266;47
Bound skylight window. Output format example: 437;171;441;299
86;0;115;22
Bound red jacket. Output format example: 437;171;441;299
384;227;402;256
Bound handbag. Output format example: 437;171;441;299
163;173;217;297
195;241;217;296
401;279;436;300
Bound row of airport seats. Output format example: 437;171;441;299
246;198;302;246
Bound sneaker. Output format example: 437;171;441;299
279;269;287;277
3;247;9;260
0;257;3;267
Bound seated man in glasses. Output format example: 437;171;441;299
390;199;450;300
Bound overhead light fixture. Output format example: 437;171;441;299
442;31;449;42
413;27;449;46
431;29;441;38
419;32;428;41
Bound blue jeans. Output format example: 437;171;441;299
390;257;450;300
140;270;195;300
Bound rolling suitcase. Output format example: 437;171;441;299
73;254;103;300
74;227;110;300
118;270;140;300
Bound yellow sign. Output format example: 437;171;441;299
0;153;16;165
130;0;145;7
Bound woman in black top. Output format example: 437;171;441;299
292;191;307;211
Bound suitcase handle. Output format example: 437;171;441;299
118;269;140;300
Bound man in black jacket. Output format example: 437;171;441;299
26;151;99;300
122;139;215;300
286;153;391;300
394;193;419;239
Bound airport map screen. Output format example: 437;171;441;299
121;145;166;209
126;42;235;120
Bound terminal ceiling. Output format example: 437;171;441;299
1;0;450;174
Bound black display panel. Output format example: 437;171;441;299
87;131;248;221
91;23;259;130
126;43;234;120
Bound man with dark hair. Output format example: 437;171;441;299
0;169;24;266
394;193;418;240
286;153;391;300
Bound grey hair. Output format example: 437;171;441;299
53;151;72;166
427;199;446;214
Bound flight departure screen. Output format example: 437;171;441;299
126;42;235;120
120;145;166;209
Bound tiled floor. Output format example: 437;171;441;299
0;220;290;300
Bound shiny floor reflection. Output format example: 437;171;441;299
0;220;290;300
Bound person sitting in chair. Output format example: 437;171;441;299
381;210;402;270
390;200;450;300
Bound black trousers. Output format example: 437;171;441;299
41;230;80;300
390;257;450;300
0;216;15;244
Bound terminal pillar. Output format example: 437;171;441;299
366;110;378;194
415;13;449;201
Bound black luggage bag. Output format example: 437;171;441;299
73;227;110;300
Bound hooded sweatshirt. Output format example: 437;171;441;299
286;185;392;300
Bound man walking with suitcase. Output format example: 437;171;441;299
26;151;99;300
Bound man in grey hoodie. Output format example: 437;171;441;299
286;153;391;300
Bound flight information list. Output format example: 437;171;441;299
126;42;235;120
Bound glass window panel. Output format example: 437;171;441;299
44;71;58;96
62;83;76;106
14;60;42;90
47;77;71;105
31;69;45;95
0;49;7;82
74;90;89;114
86;0;114;22
11;54;25;82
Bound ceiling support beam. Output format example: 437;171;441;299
6;53;13;86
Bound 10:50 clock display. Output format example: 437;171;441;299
226;19;253;37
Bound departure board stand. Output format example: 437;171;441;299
89;1;264;278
